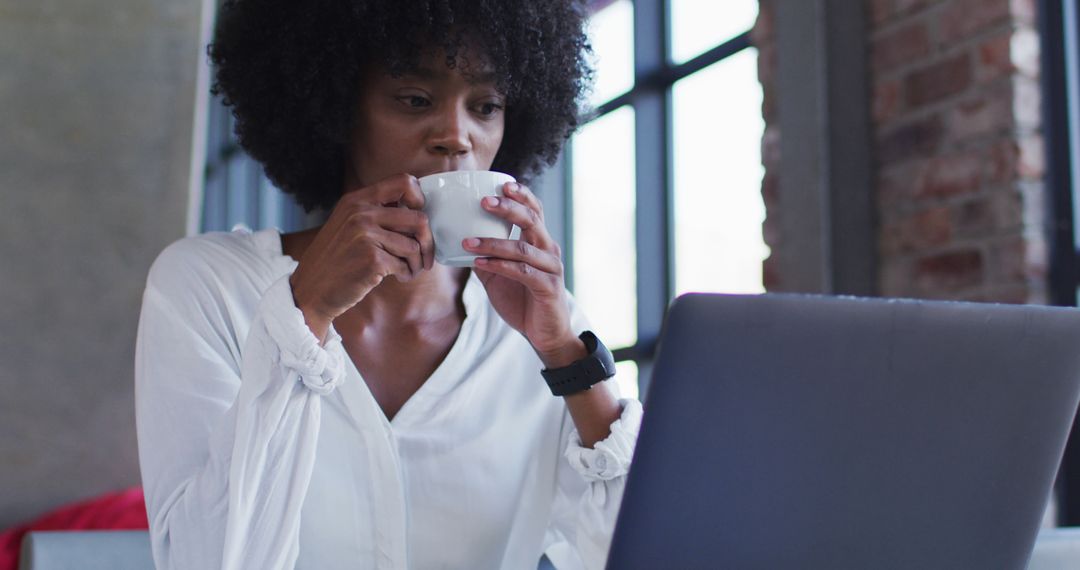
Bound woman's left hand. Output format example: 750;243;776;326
463;181;580;363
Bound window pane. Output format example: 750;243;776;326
614;360;639;401
587;0;634;108
670;0;758;64
571;105;637;349
258;173;282;231
226;157;254;228
672;49;767;295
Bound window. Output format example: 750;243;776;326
569;0;764;399
201;95;311;233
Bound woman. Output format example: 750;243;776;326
135;1;642;568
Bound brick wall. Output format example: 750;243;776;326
871;0;1046;302
754;0;1048;303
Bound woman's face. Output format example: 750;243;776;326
347;50;507;188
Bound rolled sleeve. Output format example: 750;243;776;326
563;399;643;482
259;275;346;395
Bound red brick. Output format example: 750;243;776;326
873;78;903;124
954;190;1023;237
939;0;1010;44
893;0;941;18
975;30;1014;84
878;159;928;207
881;206;952;255
996;189;1025;230
919;150;983;198
917;207;955;243
947;88;1013;141
985;140;1019;185
994;239;1027;281
877;114;945;164
991;236;1046;282
905;53;973;107
971;284;1033;304
872;20;932;73
914;249;985;292
954;197;994;236
869;0;894;27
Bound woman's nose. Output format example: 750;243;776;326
428;106;472;157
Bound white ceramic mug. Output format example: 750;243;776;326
417;170;521;267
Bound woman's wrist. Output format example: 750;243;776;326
289;274;334;343
537;335;588;370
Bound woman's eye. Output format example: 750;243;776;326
477;102;505;116
399;95;431;108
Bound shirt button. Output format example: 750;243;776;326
595;455;608;470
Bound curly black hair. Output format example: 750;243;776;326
209;0;594;213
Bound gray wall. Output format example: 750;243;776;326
0;1;205;527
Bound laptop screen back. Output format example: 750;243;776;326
608;294;1080;569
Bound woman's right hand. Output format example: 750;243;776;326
288;173;434;340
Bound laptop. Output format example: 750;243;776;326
607;293;1080;570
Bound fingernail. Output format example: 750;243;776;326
464;238;481;248
483;196;499;207
506;183;519;193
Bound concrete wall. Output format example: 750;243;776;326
0;1;205;527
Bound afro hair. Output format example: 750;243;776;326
209;0;594;212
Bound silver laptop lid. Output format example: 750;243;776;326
608;294;1080;570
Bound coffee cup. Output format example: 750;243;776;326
417;170;521;267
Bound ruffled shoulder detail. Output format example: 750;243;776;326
564;398;643;482
258;275;346;395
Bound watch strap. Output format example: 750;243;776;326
541;330;616;397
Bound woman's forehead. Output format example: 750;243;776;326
382;42;501;84
394;63;499;86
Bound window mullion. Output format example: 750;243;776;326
633;0;671;397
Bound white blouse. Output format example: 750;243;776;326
134;227;642;570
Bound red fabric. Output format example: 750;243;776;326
0;487;148;570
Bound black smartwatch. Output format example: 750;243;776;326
541;330;617;397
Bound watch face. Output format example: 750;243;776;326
580;330;600;353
